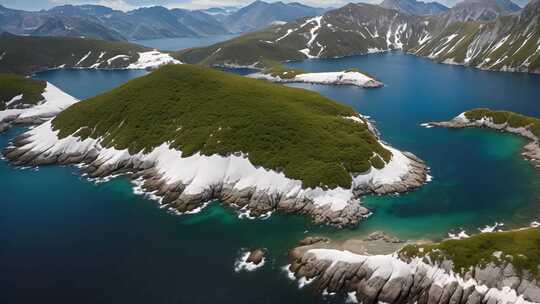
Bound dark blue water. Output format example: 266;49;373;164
132;34;240;51
34;69;148;99
2;52;540;303
285;52;540;240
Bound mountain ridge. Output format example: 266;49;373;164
176;0;540;74
0;1;327;41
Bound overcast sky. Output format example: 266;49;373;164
0;0;529;12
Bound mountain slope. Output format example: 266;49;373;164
224;1;327;33
3;64;428;226
0;33;179;74
0;5;126;41
380;0;449;15
0;4;229;41
0;74;46;111
176;1;540;73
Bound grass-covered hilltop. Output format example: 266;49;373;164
52;64;389;189
4;64;427;226
0;74;46;111
0;33;179;75
428;108;540;169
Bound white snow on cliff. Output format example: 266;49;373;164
353;144;412;187
0;83;78;123
306;249;535;304
16;117;417;213
247;70;381;88
127;50;181;69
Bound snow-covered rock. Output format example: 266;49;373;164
0;82;78;130
247;70;383;88
287;247;539;304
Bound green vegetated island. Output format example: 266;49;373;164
428;108;540;169
52;64;388;189
3;64;428;227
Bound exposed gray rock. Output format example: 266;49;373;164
246;248;265;265
286;245;540;304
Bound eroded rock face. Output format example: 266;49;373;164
286;247;540;304
2;121;429;227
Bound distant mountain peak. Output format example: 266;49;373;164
380;0;449;15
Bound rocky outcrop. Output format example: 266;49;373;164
247;71;384;88
426;113;540;169
2;129;370;227
246;249;266;265
2;110;429;228
286;245;540;304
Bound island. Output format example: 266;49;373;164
286;227;540;304
0;74;78;132
3;64;428;227
247;67;384;88
424;109;540;169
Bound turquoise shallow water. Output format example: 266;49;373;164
2;52;540;303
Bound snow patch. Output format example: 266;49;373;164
127;50;181;69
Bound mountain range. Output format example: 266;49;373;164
177;0;538;74
380;0;450;15
0;1;327;41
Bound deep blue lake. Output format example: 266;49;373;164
2;52;540;303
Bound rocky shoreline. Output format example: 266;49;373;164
424;113;540;169
247;71;384;88
285;232;540;304
2;119;428;227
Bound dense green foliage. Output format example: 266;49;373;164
52;64;391;189
465;108;540;137
401;228;540;278
0;33;148;75
174;27;305;67
0;74;46;110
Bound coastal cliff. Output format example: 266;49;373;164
285;228;540;304
2;64;428;227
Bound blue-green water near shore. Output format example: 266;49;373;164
2;52;540;303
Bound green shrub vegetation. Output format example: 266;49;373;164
0;74;46;110
52;64;391;189
0;33;148;75
400;228;540;278
464;108;540;138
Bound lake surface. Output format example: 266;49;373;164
2;52;540;303
132;34;239;51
